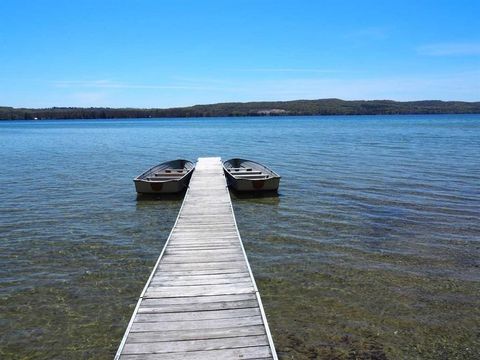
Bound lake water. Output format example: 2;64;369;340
0;115;479;359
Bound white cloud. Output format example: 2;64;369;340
52;79;222;91
418;42;480;56
232;68;343;74
69;91;110;107
200;71;480;103
40;71;480;107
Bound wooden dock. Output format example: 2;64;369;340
115;157;277;359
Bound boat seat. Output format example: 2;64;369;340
147;176;182;181
230;171;263;175
229;168;253;172
235;174;270;179
154;172;185;176
162;169;186;173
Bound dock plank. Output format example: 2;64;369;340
123;335;268;354
115;157;277;359
150;277;252;286
130;315;265;332
137;300;259;313
140;293;256;306
120;346;272;360
134;307;260;322
126;325;266;343
137;299;258;313
144;284;255;297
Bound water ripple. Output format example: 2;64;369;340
1;115;480;359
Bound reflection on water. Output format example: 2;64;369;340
229;188;281;201
136;190;188;202
0;115;479;359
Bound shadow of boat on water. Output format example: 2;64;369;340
228;189;281;204
135;188;281;206
135;189;187;202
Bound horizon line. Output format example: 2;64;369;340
2;97;480;110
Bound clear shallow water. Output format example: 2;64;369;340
0;115;479;359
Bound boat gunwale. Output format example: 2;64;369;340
133;159;195;183
223;158;281;181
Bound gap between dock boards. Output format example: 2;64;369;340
115;157;277;359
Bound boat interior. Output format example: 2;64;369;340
139;159;194;182
227;167;271;179
146;168;189;181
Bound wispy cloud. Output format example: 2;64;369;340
70;91;110;106
40;70;480;107
418;42;480;56
52;79;222;91
232;68;343;74
208;70;480;103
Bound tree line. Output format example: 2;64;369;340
1;99;480;120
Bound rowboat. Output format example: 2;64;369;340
223;158;281;192
134;159;194;194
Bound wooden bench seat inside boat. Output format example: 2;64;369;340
229;167;253;171
156;169;185;174
235;174;270;179
164;169;185;172
153;172;186;177
229;170;263;175
147;176;183;181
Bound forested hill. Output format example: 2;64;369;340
1;99;480;120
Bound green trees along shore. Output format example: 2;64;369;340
1;99;480;120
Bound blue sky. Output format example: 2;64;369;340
1;0;479;107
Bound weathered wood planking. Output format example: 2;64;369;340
115;157;277;360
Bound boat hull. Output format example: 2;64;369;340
225;173;280;192
134;175;191;194
133;159;194;194
223;158;281;192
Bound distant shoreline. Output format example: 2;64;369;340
1;98;480;120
